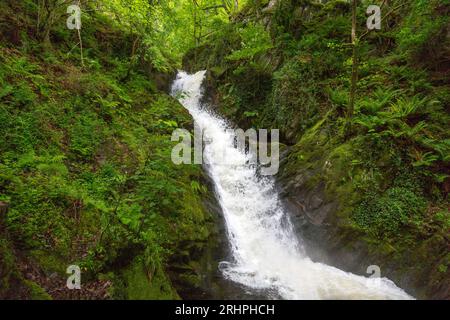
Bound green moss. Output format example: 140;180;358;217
29;250;68;275
0;237;17;296
122;257;179;300
24;280;52;300
177;273;202;289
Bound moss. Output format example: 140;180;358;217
23;280;52;300
177;273;202;289
29;250;68;275
121;257;179;300
0;237;17;296
177;191;211;241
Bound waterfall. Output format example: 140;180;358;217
171;70;413;300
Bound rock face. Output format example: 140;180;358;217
277;150;449;300
167;169;263;300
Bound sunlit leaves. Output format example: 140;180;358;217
226;23;273;61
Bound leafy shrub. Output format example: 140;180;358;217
226;23;273;62
68;113;107;159
353;185;427;239
396;0;449;68
263;58;321;142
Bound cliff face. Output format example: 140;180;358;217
183;0;450;299
277;137;449;299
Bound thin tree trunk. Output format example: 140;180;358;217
122;36;140;82
0;201;9;232
77;27;84;67
77;0;84;67
193;4;198;64
348;0;358;120
37;0;42;34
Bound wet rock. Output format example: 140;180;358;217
276;148;448;299
167;170;258;300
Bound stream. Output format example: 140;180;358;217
171;70;413;300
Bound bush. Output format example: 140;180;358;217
353;184;427;239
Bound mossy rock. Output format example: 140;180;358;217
121;257;179;300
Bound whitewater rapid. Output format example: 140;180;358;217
171;70;413;300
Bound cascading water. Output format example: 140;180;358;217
171;70;413;300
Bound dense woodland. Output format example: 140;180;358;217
0;0;449;299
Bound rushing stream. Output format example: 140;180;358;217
171;70;413;300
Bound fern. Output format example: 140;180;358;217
387;96;427;119
419;138;450;160
411;150;439;167
227;23;273;62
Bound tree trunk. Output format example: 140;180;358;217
77;0;84;67
122;37;140;82
0;202;9;232
348;0;358;120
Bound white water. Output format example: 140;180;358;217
171;70;413;300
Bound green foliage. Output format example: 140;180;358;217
353;184;427;239
1;0;449;300
227;23;273;61
190;180;207;194
120;256;177;299
396;0;449;67
24;280;52;300
243;111;258;118
261;57;323;142
0;0;219;299
68;113;107;159
357;88;401;115
388;96;426;119
0;237;22;298
190;0;450;297
353;92;449;181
